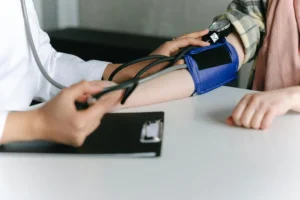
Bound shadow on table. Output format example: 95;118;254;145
204;108;233;126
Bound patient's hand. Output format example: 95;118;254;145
226;87;300;130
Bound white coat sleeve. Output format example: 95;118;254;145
0;112;8;141
27;1;110;101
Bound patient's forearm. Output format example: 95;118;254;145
116;32;245;109
103;61;167;83
117;69;194;109
113;31;245;109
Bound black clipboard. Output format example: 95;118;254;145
0;112;165;157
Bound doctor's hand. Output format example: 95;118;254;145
103;29;210;83
36;81;122;147
150;29;210;59
226;87;300;130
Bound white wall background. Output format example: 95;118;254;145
32;0;78;29
32;0;252;88
79;0;228;37
57;0;79;29
32;0;43;27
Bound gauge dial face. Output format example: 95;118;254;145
209;20;230;31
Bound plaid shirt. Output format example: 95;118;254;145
214;0;268;89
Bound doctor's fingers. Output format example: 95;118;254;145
75;81;118;103
166;37;210;54
79;90;123;120
176;29;209;40
65;81;104;101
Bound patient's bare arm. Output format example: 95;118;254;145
118;69;194;109
103;31;211;83
226;31;245;69
115;31;246;109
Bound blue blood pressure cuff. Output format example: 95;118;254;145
184;38;239;95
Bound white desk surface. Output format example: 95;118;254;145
1;86;300;200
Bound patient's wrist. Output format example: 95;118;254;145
289;86;300;112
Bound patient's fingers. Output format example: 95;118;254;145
226;116;235;126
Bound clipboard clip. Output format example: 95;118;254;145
140;120;164;143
